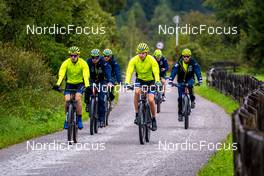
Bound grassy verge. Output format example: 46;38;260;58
0;89;89;149
198;134;234;176
195;77;239;176
0;87;119;149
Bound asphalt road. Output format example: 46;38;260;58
0;86;231;176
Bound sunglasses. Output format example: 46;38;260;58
92;56;99;60
70;54;78;58
183;55;190;58
104;55;110;58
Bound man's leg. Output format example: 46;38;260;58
75;93;83;129
189;86;195;108
177;86;184;121
161;78;166;101
134;88;140;124
63;95;70;129
148;93;157;131
148;94;156;118
84;87;91;112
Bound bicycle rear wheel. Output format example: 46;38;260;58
104;95;109;126
138;103;146;145
67;104;73;144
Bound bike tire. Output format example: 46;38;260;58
73;112;78;143
183;96;189;129
89;97;95;135
138;103;146;145
67;104;73;144
106;99;111;126
94;97;98;133
145;105;151;142
157;100;161;113
104;95;109;126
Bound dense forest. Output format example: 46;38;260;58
0;0;263;147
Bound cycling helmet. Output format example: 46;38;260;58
68;46;80;55
153;49;162;59
103;49;112;56
182;48;191;56
91;49;100;57
136;43;149;54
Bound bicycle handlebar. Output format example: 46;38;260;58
53;88;78;93
169;82;200;87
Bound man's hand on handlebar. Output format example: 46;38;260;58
52;85;60;92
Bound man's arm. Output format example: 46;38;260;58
104;62;113;83
82;61;90;87
151;57;160;82
56;60;67;86
125;59;135;84
164;58;169;72
193;60;202;83
169;62;179;81
112;59;122;83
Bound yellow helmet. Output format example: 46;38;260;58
182;48;191;56
153;49;162;59
136;43;149;54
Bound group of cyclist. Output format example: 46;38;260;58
53;42;202;132
53;46;121;129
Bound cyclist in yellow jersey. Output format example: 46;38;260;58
53;46;90;130
125;43;161;131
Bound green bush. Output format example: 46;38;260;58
0;44;53;92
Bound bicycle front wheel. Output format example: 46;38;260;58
145;105;151;143
67;104;74;144
89;97;95;135
182;95;189;129
138;103;146;145
73;112;78;143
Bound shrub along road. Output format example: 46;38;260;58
0;86;231;176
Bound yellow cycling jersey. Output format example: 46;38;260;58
56;58;90;87
182;62;188;72
125;54;160;83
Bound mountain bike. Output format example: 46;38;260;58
127;85;153;145
171;83;199;129
53;88;78;145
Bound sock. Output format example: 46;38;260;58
78;115;82;121
65;112;69;121
152;117;156;121
135;112;138;117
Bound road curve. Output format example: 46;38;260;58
0;86;231;176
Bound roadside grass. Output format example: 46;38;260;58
195;74;239;176
0;87;119;149
197;134;234;176
0;89;88;149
